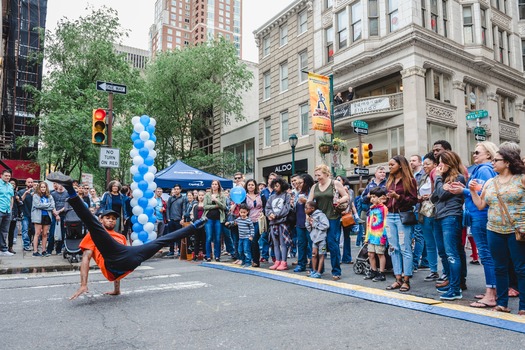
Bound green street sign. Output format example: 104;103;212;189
352;120;368;129
466;110;488;120
473;127;486;135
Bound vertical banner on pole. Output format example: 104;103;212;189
308;73;333;134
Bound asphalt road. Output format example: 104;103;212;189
1;258;524;350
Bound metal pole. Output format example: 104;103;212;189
358;134;363;189
329;74;335;176
106;92;114;187
291;146;296;175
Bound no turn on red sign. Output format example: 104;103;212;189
99;147;120;168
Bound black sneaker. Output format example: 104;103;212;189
424;272;439;282
364;270;377;280
42;251;50;257
32;252;42;257
372;272;386;282
47;172;73;187
436;274;448;283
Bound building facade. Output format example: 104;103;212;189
255;0;525;182
115;44;150;71
149;0;242;57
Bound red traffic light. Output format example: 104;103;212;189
93;108;106;121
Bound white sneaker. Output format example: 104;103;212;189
0;250;14;256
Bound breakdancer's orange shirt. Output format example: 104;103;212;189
79;230;132;281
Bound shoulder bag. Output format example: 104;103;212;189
332;180;348;215
493;179;525;241
393;197;417;225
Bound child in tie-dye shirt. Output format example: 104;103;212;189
364;187;388;282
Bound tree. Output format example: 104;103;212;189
26;6;145;182
185;151;246;178
144;39;253;168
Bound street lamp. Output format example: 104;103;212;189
288;134;298;175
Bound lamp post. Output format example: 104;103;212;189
289;134;298;175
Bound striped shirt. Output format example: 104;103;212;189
234;217;254;239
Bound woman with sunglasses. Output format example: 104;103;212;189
244;179;263;267
450;141;498;308
470;143;525;315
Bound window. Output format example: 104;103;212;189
464;83;486;111
498;30;504;62
280;62;288;92
280;24;288;46
497;94;515;122
298;10;308;34
299;103;309;136
326;26;334;62
337;10;348;49
388;0;399;32
481;8;487;46
223;139;255;175
298;50;308;83
263;71;271;100
351;2;362;42
520;0;525;20
264;118;271;147
425;69;451;103
428;123;456;151
421;0;426;28
522;39;525;71
280;111;289;142
369;0;379;36
430;0;438;33
442;0;448;37
325;0;333;9
463;6;473;44
263;35;270;56
492;0;506;14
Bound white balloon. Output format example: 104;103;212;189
147;182;157;191
144;222;155;233
132;206;143;216
149;150;157;159
150;118;156;127
130;182;138;191
131;116;141;125
130;165;138;175
130;232;138;241
144;140;155;150
130;148;139;158
138;214;148;224
133;155;144;166
148;232;157;241
140;131;150;141
144;172;155;182
130;197;138;207
133;189;143;198
148;198;157;207
149;166;157;174
133;123;145;133
132;240;143;246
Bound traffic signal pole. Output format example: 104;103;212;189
106;92;114;187
358;134;363;189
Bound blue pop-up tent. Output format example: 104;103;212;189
154;160;233;190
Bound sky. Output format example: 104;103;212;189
45;0;295;63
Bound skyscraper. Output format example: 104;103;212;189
149;0;242;57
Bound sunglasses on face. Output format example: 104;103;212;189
234;177;241;180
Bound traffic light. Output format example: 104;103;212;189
92;108;107;145
350;147;359;165
361;143;373;166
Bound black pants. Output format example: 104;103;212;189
69;196;197;274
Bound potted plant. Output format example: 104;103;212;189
332;137;348;153
318;135;332;154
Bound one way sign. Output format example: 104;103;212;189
96;81;127;95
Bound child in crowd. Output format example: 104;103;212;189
225;204;254;268
305;201;329;278
364;187;388;282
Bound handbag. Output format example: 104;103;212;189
341;212;356;227
258;213;268;233
494;179;525;242
399;210;417;225
419;200;435;218
54;220;62;241
332;180;349;215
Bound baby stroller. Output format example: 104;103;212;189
63;221;86;263
353;243;393;275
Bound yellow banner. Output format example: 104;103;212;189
308;73;332;134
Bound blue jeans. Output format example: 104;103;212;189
487;230;525;310
222;224;235;256
470;215;496;288
386;213;414;277
420;216;438;273
20;217;32;249
327;219;342;276
250;222;261;263
0;212;10;251
342;225;353;263
238;238;252;265
205;219;222;259
229;225;239;259
434;216;463;292
295;226;312;269
433;218;450;277
412;220;425;267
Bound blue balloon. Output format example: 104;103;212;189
144;207;154;217
149;134;157;142
138;231;148;242
133;173;143;183
132;223;143;233
230;186;246;204
144;156;154;166
138;197;149;208
138;164;149;175
139;147;149;158
131;215;138;224
146;125;155;134
148;215;156;223
140;115;150;126
144;189;154;199
131;132;140;142
134;139;145;149
138;180;148;191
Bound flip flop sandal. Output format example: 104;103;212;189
474;294;485;299
492;305;511;313
508;288;520;297
399;281;411;292
386;281;402;290
470;301;496;308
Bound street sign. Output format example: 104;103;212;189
352;120;369;129
96;81;127;95
475;134;486;141
353;127;369;135
354;167;369;176
466;110;488;120
99;147;120;168
474;126;487;141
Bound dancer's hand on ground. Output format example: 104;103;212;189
70;285;88;300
